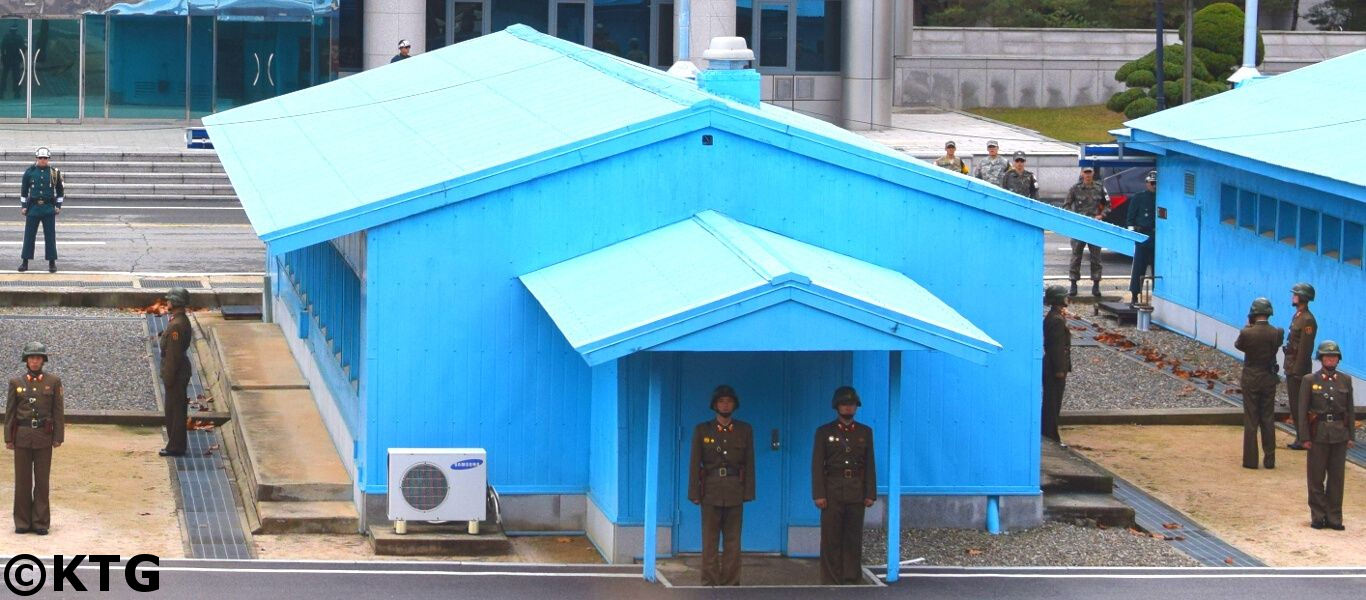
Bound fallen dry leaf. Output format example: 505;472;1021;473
556;537;572;544
1162;522;1182;530
965;548;983;556
1225;557;1234;565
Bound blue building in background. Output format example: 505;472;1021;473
1118;49;1366;393
205;26;1138;570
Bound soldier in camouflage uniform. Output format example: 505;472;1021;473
1235;298;1283;469
972;140;1009;187
934;140;968;174
5;342;64;535
687;385;754;586
812;387;876;585
1284;282;1318;451
1000;152;1038;199
1296;341;1354;530
1063;166;1110;297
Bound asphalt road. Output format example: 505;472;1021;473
0;202;263;274
9;560;1366;599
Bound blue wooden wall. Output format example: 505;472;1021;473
358;126;1045;501
1155;156;1365;377
279;242;364;434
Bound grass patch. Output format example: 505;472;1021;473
966;105;1127;143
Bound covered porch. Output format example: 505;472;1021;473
521;211;1003;581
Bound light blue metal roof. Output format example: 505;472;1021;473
520;211;1002;366
1124;49;1366;196
205;25;1140;254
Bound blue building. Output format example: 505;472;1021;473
205;26;1138;572
1117;49;1365;391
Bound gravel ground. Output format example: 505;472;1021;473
1066;346;1228;411
0;308;157;411
863;522;1200;567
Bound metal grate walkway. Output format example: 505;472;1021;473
1111;477;1264;567
148;313;252;559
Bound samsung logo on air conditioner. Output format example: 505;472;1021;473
451;459;484;471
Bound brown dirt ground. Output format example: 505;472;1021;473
0;425;183;557
1066;425;1366;567
253;534;604;563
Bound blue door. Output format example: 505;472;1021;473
674;352;788;553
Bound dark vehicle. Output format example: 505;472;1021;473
1097;166;1150;228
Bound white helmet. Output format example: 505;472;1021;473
35;147;51;159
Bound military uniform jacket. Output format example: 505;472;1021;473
5;372;65;449
934;155;967;174
1001;169;1038;199
811;420;876;504
20;165;64;217
1064;181;1109;219
160;311;193;384
1235;320;1283;388
973;156;1009;187
687;419;754;506
1043;308;1072;376
1296;369;1355;444
1283;309;1317;377
1126;190;1156;232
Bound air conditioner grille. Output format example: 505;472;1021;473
400;462;449;511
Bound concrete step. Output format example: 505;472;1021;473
368;523;514;557
1043;492;1136;528
41;183;238;195
0;151;221;163
61;193;238;203
1041;442;1114;494
256;500;359;534
0;160;224;173
0;172;230;184
230;387;351;503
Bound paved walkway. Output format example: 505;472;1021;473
858;109;1077;158
1;123;190;152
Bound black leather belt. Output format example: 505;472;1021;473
828;468;864;479
28;418;47;429
1317;413;1345;422
713;467;733;477
35;199;48;205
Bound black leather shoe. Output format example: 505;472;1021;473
16;260;27;272
1092;282;1102;297
14;528;28;534
1311;520;1327;529
1242;464;1257;469
1068;281;1078;297
1329;523;1345;531
1263;458;1275;469
47;260;56;273
34;529;47;536
158;449;185;457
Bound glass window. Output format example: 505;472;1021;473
452;2;486;44
1257;194;1276;238
189;16;214;118
758;2;790;68
1321;214;1342;259
655;1;673;67
795;0;840;72
108;16;187;119
493;0;549;34
1237;189;1255;231
557;2;587;44
1344;221;1363;267
84;15;107;119
427;0;447;50
1277;199;1296;245
339;0;364;71
1219;184;1236;225
1299;208;1319;253
737;0;753;56
594;0;650;64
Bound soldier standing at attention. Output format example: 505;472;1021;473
934;140;968;175
687;385;753;586
1235;298;1283;469
1042;285;1072;446
159;288;193;457
812;387;876;585
1064;166;1110;297
5;342;64;535
1284;282;1317;451
1126;171;1158;306
1296;341;1354;530
972;140;1008;187
1000;152;1038;199
19;147;63;273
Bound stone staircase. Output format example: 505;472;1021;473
1041;442;1136;528
0;149;236;204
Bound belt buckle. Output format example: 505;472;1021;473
29;419;40;429
843;469;853;479
718;467;728;478
36;200;46;205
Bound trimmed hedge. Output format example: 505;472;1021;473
1107;88;1148;112
1124;97;1159;119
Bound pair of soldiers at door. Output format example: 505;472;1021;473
5;342;64;535
1235;283;1354;530
687;385;875;586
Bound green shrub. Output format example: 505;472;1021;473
1194;46;1236;78
1182;3;1264;67
1124;97;1159;119
1192;79;1228;99
1124;69;1156;88
1107;88;1147;112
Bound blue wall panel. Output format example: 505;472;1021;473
359;127;1045;502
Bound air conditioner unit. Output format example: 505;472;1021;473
387;449;487;526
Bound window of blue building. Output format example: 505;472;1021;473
1299;208;1319;253
594;0;651;64
1277;199;1297;245
1237;189;1256;232
1321;215;1342;259
738;0;841;73
1257;194;1276;238
795;0;840;72
655;1;673;67
1344;221;1364;267
340;0;365;71
1219;184;1237;225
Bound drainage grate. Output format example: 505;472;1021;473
148;313;252;559
1112;477;1264;567
141;279;205;289
0;280;129;287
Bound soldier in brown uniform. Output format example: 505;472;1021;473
687;385;754;586
1235;298;1283;469
812;386;876;585
1063;166;1110;298
1296;341;1355;530
5;342;64;535
1284;282;1317;451
159;287;193;457
1042;285;1072;445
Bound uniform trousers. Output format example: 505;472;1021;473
700;504;743;586
1241;379;1277;468
1068;239;1102;282
819;500;866;585
1042;372;1066;442
14;445;52;530
21;212;57;261
1307;441;1347;526
164;370;190;454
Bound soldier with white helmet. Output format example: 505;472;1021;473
19;147;63;273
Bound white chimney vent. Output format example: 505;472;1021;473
702;37;754;69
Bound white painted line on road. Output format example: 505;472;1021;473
64;205;245;211
902;573;1366;580
0;270;265;276
0;241;106;245
56;565;643;579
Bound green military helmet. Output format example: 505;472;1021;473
1044;284;1069;306
165;287;191;307
1247;297;1274;318
20;341;47;362
1291;282;1315;302
1315;340;1342;360
832;386;861;409
710;384;739;411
